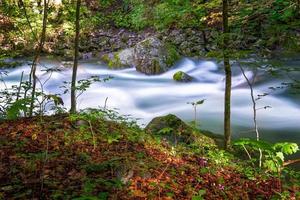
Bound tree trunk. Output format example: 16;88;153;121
70;0;81;114
222;0;232;149
29;0;48;117
201;30;209;52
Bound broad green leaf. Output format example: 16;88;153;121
273;143;299;155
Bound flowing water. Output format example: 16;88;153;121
1;58;300;146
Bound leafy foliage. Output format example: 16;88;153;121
234;138;299;173
6;98;30;120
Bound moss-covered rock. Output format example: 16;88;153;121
173;71;194;82
100;37;179;74
108;53;122;69
117;48;135;66
101;53;111;63
145;114;215;146
101;48;135;69
134;36;179;75
165;43;180;66
101;53;122;69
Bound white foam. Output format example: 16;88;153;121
1;58;300;135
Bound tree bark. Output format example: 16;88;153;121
222;0;232;149
29;0;48;117
70;0;81;114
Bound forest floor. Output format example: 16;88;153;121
0;114;298;200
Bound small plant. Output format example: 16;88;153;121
5;98;30;120
0;67;66;119
69;109;105;150
192;189;206;200
158;127;173;135
208;149;234;167
104;132;122;144
187;99;205;128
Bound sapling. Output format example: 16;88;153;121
29;0;48;117
36;67;63;116
187;99;205;128
238;63;263;168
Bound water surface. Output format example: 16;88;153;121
1;58;300;146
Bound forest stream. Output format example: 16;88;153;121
1;57;300;147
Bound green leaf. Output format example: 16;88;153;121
276;152;284;162
6;98;30;120
196;99;205;105
158;127;173;134
273;143;299;155
192;189;206;200
46;94;64;106
264;160;277;172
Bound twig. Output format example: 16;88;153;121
158;162;170;180
283;158;300;166
88;120;96;151
242;144;252;160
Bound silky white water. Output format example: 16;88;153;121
1;58;300;144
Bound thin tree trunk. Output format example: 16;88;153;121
239;66;262;168
70;0;81;114
19;0;38;41
16;71;24;101
201;30;209;52
194;105;197;128
29;0;48;117
223;0;232;149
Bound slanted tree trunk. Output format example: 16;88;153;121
70;0;81;114
222;0;232;149
29;0;48;117
19;0;38;41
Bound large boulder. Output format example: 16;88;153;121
173;71;194;82
118;48;135;66
134;36;179;75
101;36;179;74
101;48;135;69
145;114;215;146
